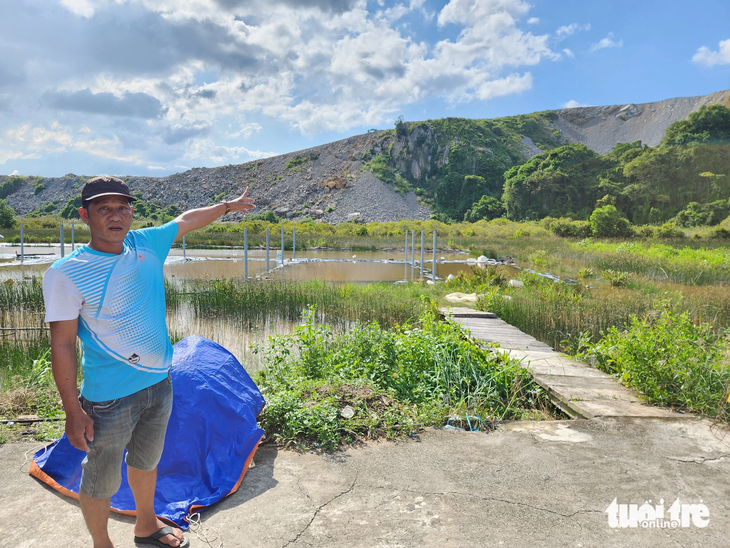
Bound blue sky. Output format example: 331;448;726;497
1;0;729;177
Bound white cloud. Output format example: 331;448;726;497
10;170;20;175
562;99;590;108
186;138;276;164
693;39;730;66
562;48;574;58
556;23;590;38
591;32;623;52
477;72;532;100
148;165;166;170
3;0;563;172
59;0;99;18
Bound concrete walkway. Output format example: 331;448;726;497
440;307;688;420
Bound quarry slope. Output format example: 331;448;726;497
3;89;728;224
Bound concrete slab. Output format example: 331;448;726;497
2;418;729;547
443;312;688;420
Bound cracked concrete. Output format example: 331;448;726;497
2;417;729;547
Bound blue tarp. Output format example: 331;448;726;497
31;336;265;528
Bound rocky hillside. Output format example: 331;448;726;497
554;89;730;154
3;89;728;223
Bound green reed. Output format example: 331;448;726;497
172;278;441;330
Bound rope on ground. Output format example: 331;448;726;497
188;512;222;548
20;443;49;473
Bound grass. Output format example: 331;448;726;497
254;307;558;449
581;305;730;420
171;279;444;330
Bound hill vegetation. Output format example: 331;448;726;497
369;105;730;231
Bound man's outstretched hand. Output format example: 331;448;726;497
227;187;256;215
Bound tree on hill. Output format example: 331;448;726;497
0;199;17;228
662;105;730;146
501;144;610;221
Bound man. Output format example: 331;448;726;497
43;176;255;548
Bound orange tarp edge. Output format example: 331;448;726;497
29;439;261;524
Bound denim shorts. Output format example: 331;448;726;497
78;374;173;499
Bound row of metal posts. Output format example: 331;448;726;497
25;223;438;283
405;229;438;283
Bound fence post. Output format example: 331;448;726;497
411;229;415;273
60;224;65;258
244;227;248;280
281;226;285;264
432;230;437;283
183;234;186;260
71;223;75;252
420;231;424;277
292;227;296;260
20;221;24;277
266;227;270;271
404;230;408;279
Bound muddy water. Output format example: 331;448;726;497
1;242;483;370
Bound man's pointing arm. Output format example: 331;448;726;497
174;187;255;238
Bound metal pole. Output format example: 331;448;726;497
411;230;415;272
60;224;65;258
292;227;296;260
244;227;248;280
71;223;75;252
20;221;24;277
432;231;437;283
281;226;285;264
404;230;408;279
183;234;186;260
266;227;270;271
420;231;424;277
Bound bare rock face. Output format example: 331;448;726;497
554;89;730;154
2;131;432;224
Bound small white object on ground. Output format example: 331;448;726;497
341;405;355;419
446;274;455;281
477;255;487;263
444;292;478;304
508;279;524;288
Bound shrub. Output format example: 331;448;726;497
584;305;730;417
543;217;592;238
0;199;16;228
590;205;633;238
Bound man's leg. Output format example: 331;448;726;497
128;465;184;547
79;493;114;548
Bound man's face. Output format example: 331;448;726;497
79;195;134;248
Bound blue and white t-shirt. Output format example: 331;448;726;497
43;221;179;402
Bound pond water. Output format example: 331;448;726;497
1;242;494;373
0;242;480;282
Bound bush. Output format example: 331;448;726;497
542;217;592;238
0;199;17;228
254;307;551;449
584;305;730;417
589;205;633;237
654;222;685;239
0;176;24;200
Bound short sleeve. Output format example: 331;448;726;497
133;221;179;262
43;267;84;322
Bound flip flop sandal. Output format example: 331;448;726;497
134;526;190;548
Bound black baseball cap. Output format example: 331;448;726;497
81;176;137;205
